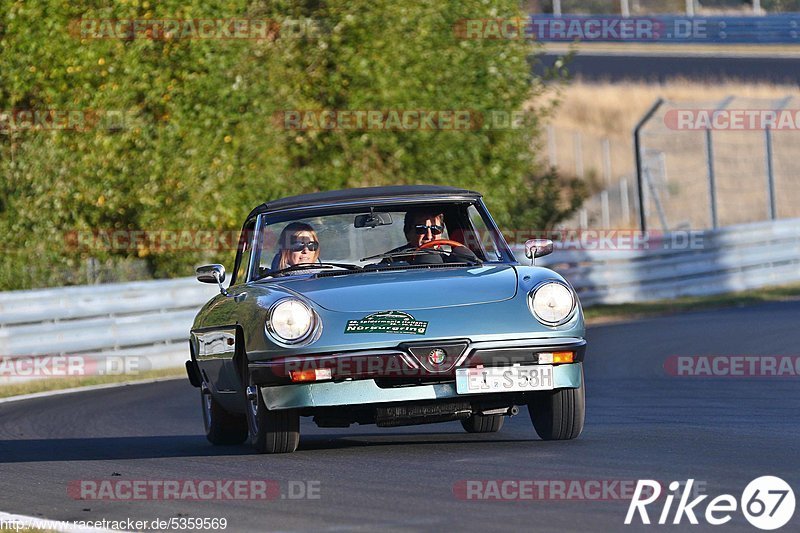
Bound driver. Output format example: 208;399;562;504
388;209;478;264
405;209;445;248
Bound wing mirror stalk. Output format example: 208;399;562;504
196;264;230;296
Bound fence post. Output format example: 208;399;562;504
764;96;791;221
553;0;562;16
547;124;557;166
574;131;584;178
765;126;776;220
705;128;718;230
705;96;734;230
620;177;631;226
686;0;695;17
620;0;630;17
602;138;612;186
633;98;664;232
601;191;610;228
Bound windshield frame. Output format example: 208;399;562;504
243;197;516;283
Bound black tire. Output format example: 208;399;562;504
246;384;300;454
461;414;504;433
528;377;585;441
201;389;248;445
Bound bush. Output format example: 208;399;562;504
0;0;582;289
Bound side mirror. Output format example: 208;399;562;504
196;264;230;296
524;239;554;260
196;264;225;284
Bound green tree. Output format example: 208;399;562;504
0;0;582;289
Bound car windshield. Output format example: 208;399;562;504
251;202;511;280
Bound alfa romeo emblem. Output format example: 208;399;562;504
428;348;446;365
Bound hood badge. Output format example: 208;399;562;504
428;348;446;365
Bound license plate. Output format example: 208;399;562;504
455;365;554;394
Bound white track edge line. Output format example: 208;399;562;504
0;375;184;404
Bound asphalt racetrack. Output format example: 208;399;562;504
536;52;800;83
1;301;799;532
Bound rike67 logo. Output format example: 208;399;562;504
626;477;795;530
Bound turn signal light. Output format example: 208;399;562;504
552;351;574;364
538;351;575;364
290;368;332;382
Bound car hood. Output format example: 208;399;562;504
270;265;518;312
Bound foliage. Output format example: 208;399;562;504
0;0;581;289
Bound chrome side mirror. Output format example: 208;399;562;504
196;264;229;296
524;239;554;265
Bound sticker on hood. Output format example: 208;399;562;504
345;311;428;335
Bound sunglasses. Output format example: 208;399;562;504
289;241;319;252
414;224;444;235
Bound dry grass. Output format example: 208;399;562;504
548;79;798;140
537;80;800;228
585;282;800;325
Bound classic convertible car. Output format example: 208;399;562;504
186;185;586;453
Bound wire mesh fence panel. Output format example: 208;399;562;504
636;95;800;230
547;95;800;231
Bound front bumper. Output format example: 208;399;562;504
260;362;583;410
250;336;586;386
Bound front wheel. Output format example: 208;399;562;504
246;385;300;454
461;414;504;433
201;389;248;445
528;378;585;440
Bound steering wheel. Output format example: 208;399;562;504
418;239;467;250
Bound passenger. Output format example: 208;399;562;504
276;222;320;269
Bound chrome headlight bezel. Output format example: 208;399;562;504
265;298;321;347
527;280;577;327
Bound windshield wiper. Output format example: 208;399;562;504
361;248;482;265
263;262;360;278
360;249;442;262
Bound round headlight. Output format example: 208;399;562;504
529;281;575;326
267;299;316;344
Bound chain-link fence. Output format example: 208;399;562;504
547;95;800;231
544;125;636;229
637;96;800;230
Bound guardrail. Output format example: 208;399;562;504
0;279;217;384
516;218;800;305
528;14;800;44
1;218;798;383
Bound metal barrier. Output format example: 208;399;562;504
0;279;217;384
518;218;800;305
1;218;798;383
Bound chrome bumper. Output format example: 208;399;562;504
261;362;583;410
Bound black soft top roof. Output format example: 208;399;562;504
247;185;481;219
